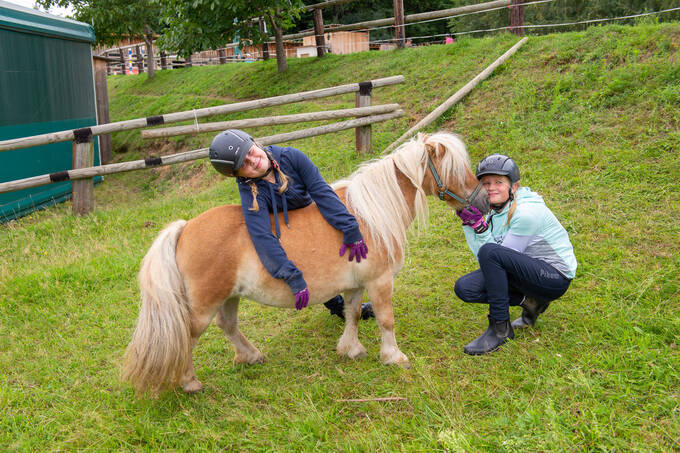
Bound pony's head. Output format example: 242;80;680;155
334;131;488;265
419;132;489;214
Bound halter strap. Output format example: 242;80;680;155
426;155;483;207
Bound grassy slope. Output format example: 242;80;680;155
1;22;679;451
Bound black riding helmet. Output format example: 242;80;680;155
476;154;520;183
209;129;255;176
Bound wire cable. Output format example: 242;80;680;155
367;6;680;44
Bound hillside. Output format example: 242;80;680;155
1;23;678;450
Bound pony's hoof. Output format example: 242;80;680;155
234;352;266;365
337;341;367;360
382;351;410;369
348;345;367;360
182;379;203;394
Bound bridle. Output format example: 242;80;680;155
426;155;483;207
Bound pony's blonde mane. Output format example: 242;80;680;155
333;132;470;264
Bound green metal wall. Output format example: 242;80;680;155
0;2;99;222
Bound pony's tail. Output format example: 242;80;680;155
122;220;191;397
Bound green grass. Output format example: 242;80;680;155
2;22;679;451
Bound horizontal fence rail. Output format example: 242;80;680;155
0;111;404;195
0;76;404;153
140;104;400;139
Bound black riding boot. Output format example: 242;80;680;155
511;297;551;329
324;295;375;320
464;316;514;355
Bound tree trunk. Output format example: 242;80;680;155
144;26;155;79
135;45;144;73
259;20;269;61
118;47;126;75
268;13;287;73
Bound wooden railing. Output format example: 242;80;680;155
0;76;405;217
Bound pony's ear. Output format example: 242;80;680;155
425;142;436;156
418;132;431;142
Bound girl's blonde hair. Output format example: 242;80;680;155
506;180;520;226
246;145;289;212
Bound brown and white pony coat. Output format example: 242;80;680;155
122;132;488;396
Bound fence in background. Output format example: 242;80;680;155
0;76;404;217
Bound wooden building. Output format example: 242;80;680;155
302;30;369;55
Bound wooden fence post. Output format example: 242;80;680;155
72;129;94;215
185;55;193;68
93;56;112;164
313;8;326;57
510;0;524;36
160;51;168;70
355;82;372;153
393;0;405;49
218;48;227;64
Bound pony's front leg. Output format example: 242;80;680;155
336;289;367;360
366;274;410;368
216;297;265;365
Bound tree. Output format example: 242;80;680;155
157;0;305;73
37;0;164;78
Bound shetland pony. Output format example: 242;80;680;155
122;132;488;396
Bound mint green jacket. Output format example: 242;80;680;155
463;187;577;279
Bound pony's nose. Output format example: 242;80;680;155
471;187;490;213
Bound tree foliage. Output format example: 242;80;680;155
36;0;163;46
157;0;305;71
36;0;163;77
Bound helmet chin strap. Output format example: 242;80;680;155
490;187;514;211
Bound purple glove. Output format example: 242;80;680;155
294;287;309;310
339;239;368;263
457;206;488;234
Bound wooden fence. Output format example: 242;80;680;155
0;76;404;217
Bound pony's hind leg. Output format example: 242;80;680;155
366;274;410;368
181;304;217;394
216;297;266;365
336;289;367;360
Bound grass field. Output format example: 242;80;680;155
1;22;679;451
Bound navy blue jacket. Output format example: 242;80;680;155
237;145;362;294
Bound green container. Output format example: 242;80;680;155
0;0;100;222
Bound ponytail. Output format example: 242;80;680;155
248;182;259;211
506;183;521;226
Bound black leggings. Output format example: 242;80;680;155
454;243;571;321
